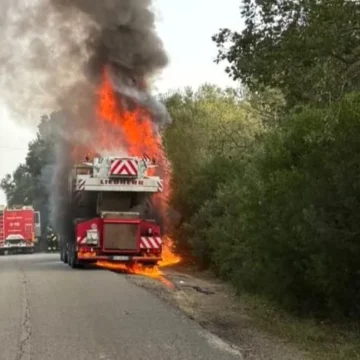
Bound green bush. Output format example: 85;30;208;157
187;93;360;319
162;85;264;257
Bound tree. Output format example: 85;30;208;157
1;113;59;241
213;0;360;106
188;91;360;318
0;165;33;206
162;85;264;255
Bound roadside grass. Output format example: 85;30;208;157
239;293;360;360
168;264;360;359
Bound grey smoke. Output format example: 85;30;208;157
0;0;169;123
0;0;170;234
54;0;169;78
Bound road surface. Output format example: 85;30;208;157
0;254;242;360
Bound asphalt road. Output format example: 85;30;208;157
0;254;242;360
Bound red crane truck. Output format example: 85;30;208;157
59;156;164;268
0;205;41;255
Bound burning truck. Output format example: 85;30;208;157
0;1;176;267
59;156;164;268
53;65;172;270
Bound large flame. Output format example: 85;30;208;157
90;69;180;280
94;69;171;224
96;71;159;157
159;236;181;267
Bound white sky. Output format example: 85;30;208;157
0;0;242;204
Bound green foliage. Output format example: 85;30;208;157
181;92;360;318
213;0;360;106
158;0;360;321
0;165;33;206
162;85;265;255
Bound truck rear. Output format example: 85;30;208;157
0;206;40;255
59;156;164;268
72;212;161;265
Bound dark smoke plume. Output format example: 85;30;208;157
0;0;170;235
0;0;169;123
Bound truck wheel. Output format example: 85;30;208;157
68;245;80;269
60;246;65;262
63;245;68;264
68;246;74;267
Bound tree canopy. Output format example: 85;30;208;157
1;113;58;238
213;0;360;106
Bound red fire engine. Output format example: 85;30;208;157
0;205;41;255
59;156;164;268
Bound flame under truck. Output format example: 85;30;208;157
0;205;41;255
59;156;164;268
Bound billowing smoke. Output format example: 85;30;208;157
0;0;169;122
0;0;170;236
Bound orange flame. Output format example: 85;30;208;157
95;237;180;288
93;69;172;226
95;261;175;289
96;261;162;277
159;236;181;267
95;237;180;273
90;68;180;283
96;70;160;157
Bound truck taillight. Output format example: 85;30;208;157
148;228;153;235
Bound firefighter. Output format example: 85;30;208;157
46;226;59;252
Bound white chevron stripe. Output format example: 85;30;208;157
140;236;162;249
148;237;159;248
142;237;151;248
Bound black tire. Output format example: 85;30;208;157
60;245;65;262
63;244;68;264
68;244;80;269
68;245;74;267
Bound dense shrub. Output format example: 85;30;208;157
184;93;360;318
162;85;264;257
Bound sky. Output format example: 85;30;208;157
0;0;243;204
